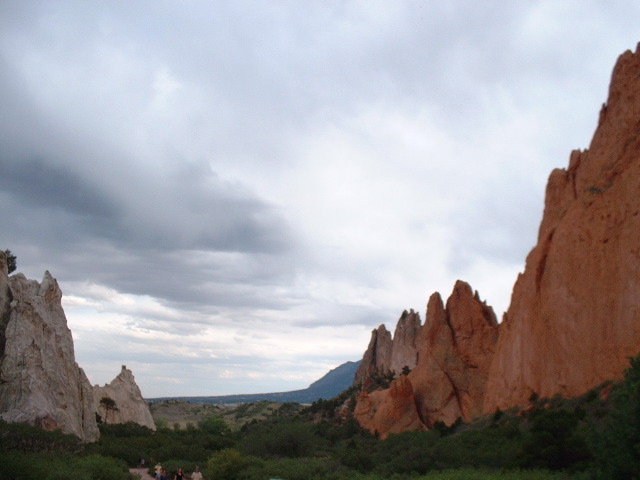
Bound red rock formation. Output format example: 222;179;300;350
483;44;640;413
355;44;640;437
409;282;498;427
354;281;498;437
353;374;425;439
389;310;422;376
354;324;392;385
354;309;422;385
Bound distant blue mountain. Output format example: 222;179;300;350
148;360;361;405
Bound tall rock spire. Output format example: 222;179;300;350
483;44;640;412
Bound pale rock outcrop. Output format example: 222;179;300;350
483;44;640;413
0;258;99;442
94;365;156;430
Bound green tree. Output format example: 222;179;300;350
3;249;16;274
100;396;119;423
518;408;591;471
592;355;640;479
198;416;229;435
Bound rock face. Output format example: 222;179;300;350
94;366;156;430
483;44;640;413
354;375;425;439
355;325;392;385
410;282;498;427
354;309;421;385
0;258;100;442
355;44;640;437
0;255;155;440
355;281;498;438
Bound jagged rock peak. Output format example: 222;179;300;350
354;308;424;386
354;281;498;438
354;324;392;385
94;365;156;431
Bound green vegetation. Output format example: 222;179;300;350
8;355;640;480
0;420;128;480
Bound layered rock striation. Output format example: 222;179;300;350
355;44;640;438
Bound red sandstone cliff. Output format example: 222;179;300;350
483;44;640;413
354;44;640;437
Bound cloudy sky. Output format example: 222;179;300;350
1;1;639;398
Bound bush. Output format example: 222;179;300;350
198;416;229;435
0;419;82;453
205;448;245;480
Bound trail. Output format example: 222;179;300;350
129;468;155;480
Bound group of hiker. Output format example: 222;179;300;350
152;461;203;480
136;459;203;480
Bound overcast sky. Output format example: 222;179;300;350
1;1;639;398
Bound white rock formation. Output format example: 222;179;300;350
0;252;99;442
0;252;155;440
94;365;156;430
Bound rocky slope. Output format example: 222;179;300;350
0;252;154;440
354;44;640;438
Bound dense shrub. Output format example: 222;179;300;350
0;419;82;453
87;421;233;468
198;416;230;435
518;408;592;471
590;354;640;479
0;451;130;480
237;420;324;458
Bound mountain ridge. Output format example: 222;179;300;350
148;360;361;405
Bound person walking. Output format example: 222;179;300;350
191;466;203;480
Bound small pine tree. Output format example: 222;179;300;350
99;396;119;423
3;250;16;274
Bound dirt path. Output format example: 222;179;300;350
129;468;155;480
